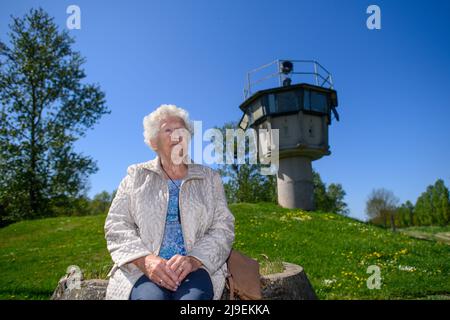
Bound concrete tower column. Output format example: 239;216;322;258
277;156;314;210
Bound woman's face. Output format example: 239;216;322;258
151;116;189;162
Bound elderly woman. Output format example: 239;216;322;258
104;104;235;300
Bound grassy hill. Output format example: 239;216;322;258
0;203;449;300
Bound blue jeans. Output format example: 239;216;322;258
129;268;214;300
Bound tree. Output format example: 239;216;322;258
313;170;349;215
0;8;109;225
434;179;450;225
215;122;277;204
366;188;399;230
313;170;329;210
395;200;415;228
415;185;434;225
326;183;349;216
90;190;113;215
415;179;450;226
405;200;415;226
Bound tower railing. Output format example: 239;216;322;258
243;59;334;99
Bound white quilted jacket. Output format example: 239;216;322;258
104;157;235;300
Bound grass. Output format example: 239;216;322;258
400;225;450;234
399;225;450;245
232;203;450;299
0;203;449;299
257;254;284;275
0;215;112;299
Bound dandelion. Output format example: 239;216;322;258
395;248;408;255
398;265;416;272
366;251;383;259
323;279;336;286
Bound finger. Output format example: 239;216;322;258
162;279;177;292
159;278;175;292
156;271;178;291
165;255;177;268
166;255;182;270
146;256;167;276
164;264;181;285
174;265;184;278
162;268;179;289
169;256;185;273
153;264;178;290
171;261;184;279
177;263;192;283
154;257;179;286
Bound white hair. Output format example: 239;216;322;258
143;104;193;149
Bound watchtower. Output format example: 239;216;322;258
238;59;340;210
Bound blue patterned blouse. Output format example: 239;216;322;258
158;179;187;260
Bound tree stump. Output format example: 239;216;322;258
52;262;317;300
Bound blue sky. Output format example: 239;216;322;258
1;0;449;221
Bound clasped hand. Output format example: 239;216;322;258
141;254;202;291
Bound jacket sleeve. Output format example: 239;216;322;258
188;171;235;275
104;165;151;272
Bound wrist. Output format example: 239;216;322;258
132;256;146;271
132;254;154;272
188;256;203;268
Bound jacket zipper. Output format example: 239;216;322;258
178;180;189;253
155;180;169;255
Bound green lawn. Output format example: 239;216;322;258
0;203;449;299
399;225;450;245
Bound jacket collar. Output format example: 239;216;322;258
141;156;205;180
